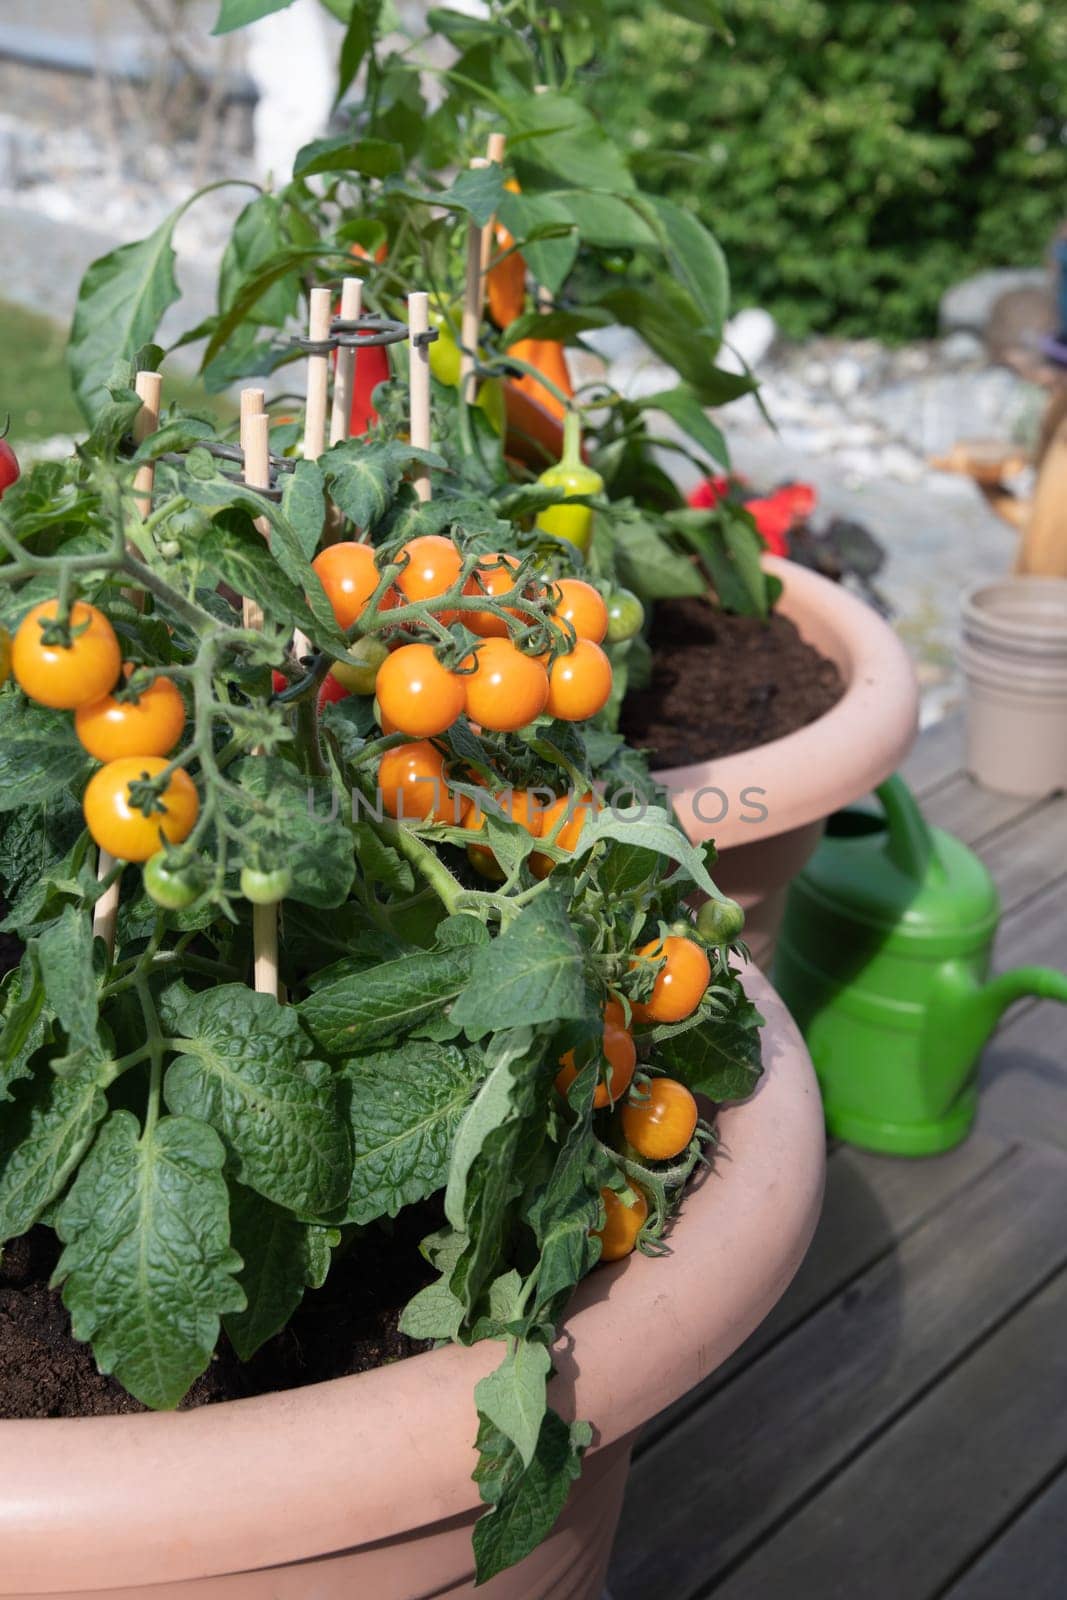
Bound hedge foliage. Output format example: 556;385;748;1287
591;0;1067;338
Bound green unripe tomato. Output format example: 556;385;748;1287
695;895;746;945
475;378;505;435
605;589;645;644
143;854;204;911
330;635;390;695
240;864;293;905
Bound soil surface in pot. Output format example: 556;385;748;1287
0;1209;437;1419
620;597;845;768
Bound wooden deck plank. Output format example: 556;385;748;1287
976;1002;1067;1152
608;1142;1067;1600
977;793;1067;915
709;1268;1067;1600
942;1465;1067;1600
918;772;1040;847
637;1134;1008;1453
899;714;966;798
993;874;1067;973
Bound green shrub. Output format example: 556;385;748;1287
590;0;1067;338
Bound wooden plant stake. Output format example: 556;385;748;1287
460;156;492;407
408;291;432;503
304;286;333;463
93;368;163;958
330;275;362;447
240;401;280;1000
479;131;507;288
1017;412;1067;577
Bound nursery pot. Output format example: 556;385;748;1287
653;557;918;967
959;576;1067;798
0;968;823;1600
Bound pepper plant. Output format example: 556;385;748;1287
0;352;763;1580
66;0;777;643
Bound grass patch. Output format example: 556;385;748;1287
0;299;233;444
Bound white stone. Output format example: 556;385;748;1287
723;307;777;370
940;268;1048;333
939;331;985;366
830;356;864;400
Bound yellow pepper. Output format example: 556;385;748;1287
535;412;603;554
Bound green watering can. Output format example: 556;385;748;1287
774;774;1067;1156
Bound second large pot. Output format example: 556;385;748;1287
651;556;919;967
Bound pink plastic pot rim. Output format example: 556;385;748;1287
0;968;825;1597
654;556;919;851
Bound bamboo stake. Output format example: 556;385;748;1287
480;131;507;286
93;368;163;958
330;275;362;447
240;387;266;455
408;291;432;503
304;286;333;463
460;157;492;406
240;403;280;1000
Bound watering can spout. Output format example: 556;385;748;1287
926;962;1067;1096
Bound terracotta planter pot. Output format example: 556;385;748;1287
652;556;919;967
960;576;1067;798
0;967;824;1600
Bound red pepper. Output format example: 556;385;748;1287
349;343;391;438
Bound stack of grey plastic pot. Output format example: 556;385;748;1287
960;576;1067;797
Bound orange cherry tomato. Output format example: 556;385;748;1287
556;1007;636;1109
460;638;548;732
74;671;185;762
378;740;457;822
621;1077;699;1161
462;553;528;637
311;541;380;630
530;790;599;878
83;757;199;863
12;600;121;710
593;1179;648;1262
545;638;612;722
393;535;463;624
551;579;608;644
630;935;711;1024
375;643;465;737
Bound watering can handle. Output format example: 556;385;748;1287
875;773;937;882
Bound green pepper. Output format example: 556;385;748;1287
534;412;603;554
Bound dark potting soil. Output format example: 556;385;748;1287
620;596;845;769
0;1206;439;1419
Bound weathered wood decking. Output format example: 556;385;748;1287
607;715;1067;1599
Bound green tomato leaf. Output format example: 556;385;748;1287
34;906;100;1062
397;1272;464;1341
161;984;351;1217
53;1112;245;1409
67;215;182;419
0;951;51;1102
0;1059;108;1244
584;803;723;898
223;1181;337;1360
281;459;327;559
199;520;322;636
655;985;765;1100
340;1040;479;1225
0;697;92;812
472;1409;593;1584
323;438;446;534
474;1340;552;1472
230;758;355;909
298;946;480;1056
451;895;591;1037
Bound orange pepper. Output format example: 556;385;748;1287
507;337;573;422
487;179;526;331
